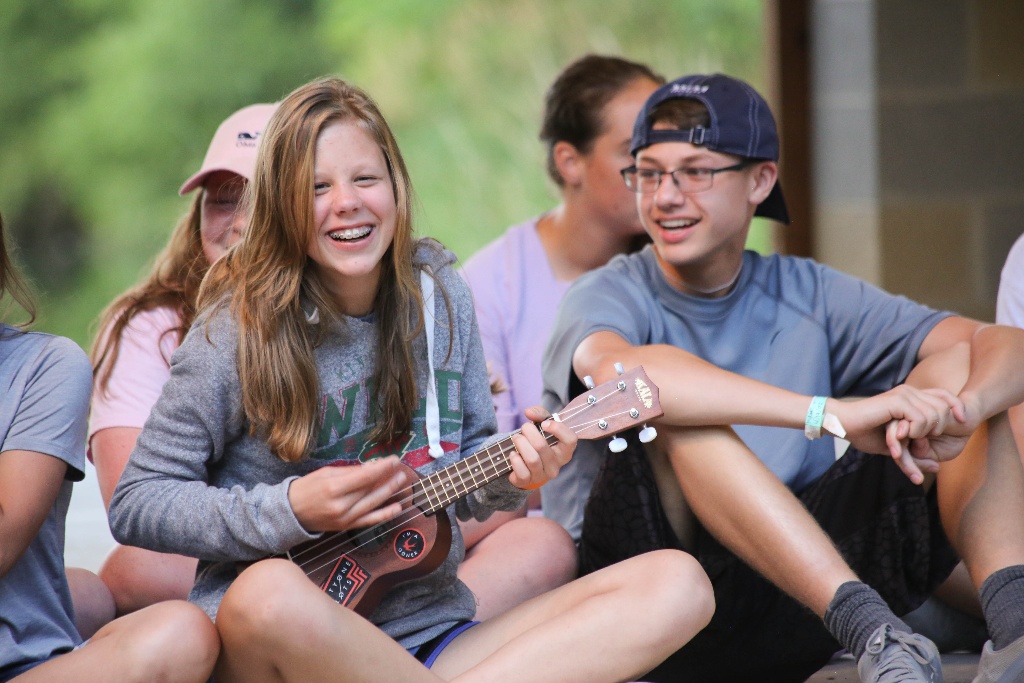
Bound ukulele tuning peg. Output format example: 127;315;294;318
583;375;596;389
614;362;625;375
608;436;627;453
638;424;658;443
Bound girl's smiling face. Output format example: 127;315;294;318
308;119;397;316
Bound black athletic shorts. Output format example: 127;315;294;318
578;441;959;683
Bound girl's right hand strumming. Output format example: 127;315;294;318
287;456;416;533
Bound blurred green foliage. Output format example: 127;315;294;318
0;0;765;348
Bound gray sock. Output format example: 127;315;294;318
979;565;1024;650
824;581;912;659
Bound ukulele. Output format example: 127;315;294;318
284;365;662;617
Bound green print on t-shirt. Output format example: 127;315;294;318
312;369;463;463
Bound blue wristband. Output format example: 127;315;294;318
804;396;828;439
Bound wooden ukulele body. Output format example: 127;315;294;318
285;365;662;618
287;463;453;617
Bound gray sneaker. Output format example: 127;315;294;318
857;624;943;682
973;635;1024;683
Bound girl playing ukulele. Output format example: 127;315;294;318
108;76;713;682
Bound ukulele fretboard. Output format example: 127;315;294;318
414;431;559;513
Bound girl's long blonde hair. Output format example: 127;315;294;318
200;77;424;463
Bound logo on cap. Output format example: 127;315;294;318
669;83;709;95
236;131;261;147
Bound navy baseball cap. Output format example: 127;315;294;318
630;73;790;224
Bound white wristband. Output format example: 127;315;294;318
804;396;847;439
804;396;827;439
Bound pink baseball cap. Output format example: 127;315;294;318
178;102;278;195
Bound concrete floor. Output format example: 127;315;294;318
806;653;982;682
66;462;115;572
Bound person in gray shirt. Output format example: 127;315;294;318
109;76;716;683
0;213;218;683
544;73;1024;683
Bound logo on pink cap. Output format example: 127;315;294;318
178;102;278;195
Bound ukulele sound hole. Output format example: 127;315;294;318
358;522;390;555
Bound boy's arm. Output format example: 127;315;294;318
573;330;966;483
576;330;832;430
0;450;66;577
897;317;1024;467
917;317;1024;425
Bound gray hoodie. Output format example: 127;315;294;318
109;243;526;649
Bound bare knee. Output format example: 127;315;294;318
501;517;578;584
458;515;578;621
107;600;219;682
463;516;577;589
626;550;715;644
66;567;116;639
217;558;313;646
462;506;527;548
99;545;194;615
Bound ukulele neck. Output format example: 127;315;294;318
414;430;557;514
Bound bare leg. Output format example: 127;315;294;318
1011;403;1024;468
932;562;983;618
458;516;577;621
904;341;1024;587
215;560;445;683
98;544;197;615
438;550;712;683
14;600;218;683
937;414;1024;587
653;424;858;616
215;553;712;683
460;509;526;548
66;567;115;639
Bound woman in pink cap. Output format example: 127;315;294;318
87;102;278;616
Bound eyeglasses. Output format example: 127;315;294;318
620;161;751;194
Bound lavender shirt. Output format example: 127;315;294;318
462;218;571;433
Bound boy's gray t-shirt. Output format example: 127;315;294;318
0;328;90;672
541;247;951;540
110;246;526;649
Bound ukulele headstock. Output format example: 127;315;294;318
553;365;662;442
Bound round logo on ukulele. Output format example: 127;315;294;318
395;529;425;560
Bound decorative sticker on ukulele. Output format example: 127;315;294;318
321;555;370;606
634;378;654;409
395;529;425;561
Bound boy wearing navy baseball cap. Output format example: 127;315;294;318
541;73;1024;683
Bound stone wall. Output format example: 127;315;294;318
810;0;1024;320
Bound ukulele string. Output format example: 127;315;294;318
289;437;523;567
291;403;625;572
290;439;523;571
291;391;632;573
296;410;634;577
295;412;590;564
292;387;632;574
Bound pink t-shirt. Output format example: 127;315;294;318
461;218;572;433
88;306;182;451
